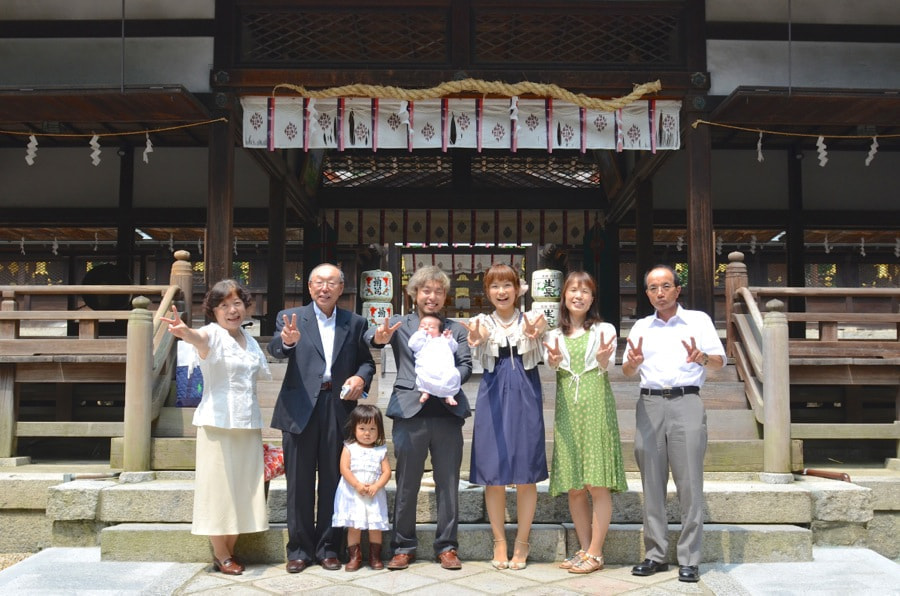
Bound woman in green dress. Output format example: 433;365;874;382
542;271;627;574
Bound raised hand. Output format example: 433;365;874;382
681;336;705;364
625;336;644;367
374;316;402;344
160;305;188;339
466;317;485;347
542;336;563;367
595;331;617;367
280;313;300;347
522;312;547;340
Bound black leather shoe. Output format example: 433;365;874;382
678;565;700;582
319;557;342;570
286;559;310;573
631;559;669;576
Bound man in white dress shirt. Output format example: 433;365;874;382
622;265;725;583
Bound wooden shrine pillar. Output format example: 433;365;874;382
786;146;807;337
634;178;654;318
206;113;235;289
117;145;135;280
684;103;715;317
265;175;287;335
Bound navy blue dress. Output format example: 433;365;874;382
469;344;549;486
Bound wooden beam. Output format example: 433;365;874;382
206;115;235;287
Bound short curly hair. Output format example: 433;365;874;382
203;279;252;320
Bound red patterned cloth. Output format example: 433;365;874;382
263;443;284;482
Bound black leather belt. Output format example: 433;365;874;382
640;386;700;398
320;382;332;392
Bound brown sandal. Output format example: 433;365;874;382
568;553;603;574
559;549;585;569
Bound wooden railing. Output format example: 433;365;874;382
725;252;900;473
0;250;194;470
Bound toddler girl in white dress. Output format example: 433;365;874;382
331;404;392;571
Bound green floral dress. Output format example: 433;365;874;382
549;332;627;496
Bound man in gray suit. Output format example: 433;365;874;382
269;263;375;573
622;265;725;583
367;266;471;570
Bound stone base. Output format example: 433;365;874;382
0;456;31;467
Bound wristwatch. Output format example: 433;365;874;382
701;352;710;366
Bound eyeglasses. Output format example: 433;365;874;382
310;280;342;289
647;283;675;293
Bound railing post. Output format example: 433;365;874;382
0;291;17;458
123;296;153;471
725;251;747;359
761;299;793;483
170;250;194;327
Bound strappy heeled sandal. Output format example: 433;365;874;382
568;552;603;574
508;539;530;570
559;549;586;569
490;538;508;570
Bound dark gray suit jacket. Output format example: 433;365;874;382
269;303;376;434
367;312;472;420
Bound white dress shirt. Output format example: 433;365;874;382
627;305;724;389
313;303;337;383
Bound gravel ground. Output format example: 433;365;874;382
0;553;32;572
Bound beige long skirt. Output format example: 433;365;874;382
191;426;269;536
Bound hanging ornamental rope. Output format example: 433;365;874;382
272;78;663;112
251;79;675;153
692;119;900;167
1;117;228;167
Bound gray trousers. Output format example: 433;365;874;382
634;392;707;566
390;415;464;556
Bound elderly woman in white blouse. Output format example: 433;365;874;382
162;279;271;576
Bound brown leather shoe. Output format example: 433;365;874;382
213;557;243;575
436;549;462;570
345;544;363;572
369;543;384;570
386;552;415;570
319;556;342;570
285;559;309;573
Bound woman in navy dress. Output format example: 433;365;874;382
467;264;547;570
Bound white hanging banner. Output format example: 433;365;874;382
410;99;442;149
516;99;548;149
655;99;681;150
343;98;373;149
241;97;268;148
272;97;306;148
240;96;680;152
551;102;581;151
374;99;409;149
446;99;477;148
619;102;651;150
307;98;338;149
585;109;616;149
481;99;511;150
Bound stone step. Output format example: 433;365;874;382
49;475;818;528
111;437;799;472
98;521;813;565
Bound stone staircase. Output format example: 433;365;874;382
5;345;898;565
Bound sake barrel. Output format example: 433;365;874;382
360;269;393;301
362;301;393;328
532;301;560;329
531;269;563;302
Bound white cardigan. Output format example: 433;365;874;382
542;322;617;401
468;311;544;373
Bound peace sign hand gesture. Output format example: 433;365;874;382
625;336;644;367
280;313;300;348
374;316;402;345
522;312;547;340
542;337;563;368
595;331;617;368
681;336;706;365
466;318;486;347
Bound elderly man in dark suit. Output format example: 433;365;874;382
367;265;472;571
269;263;375;574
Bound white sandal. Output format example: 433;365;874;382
559;549;585;569
569;552;603;574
